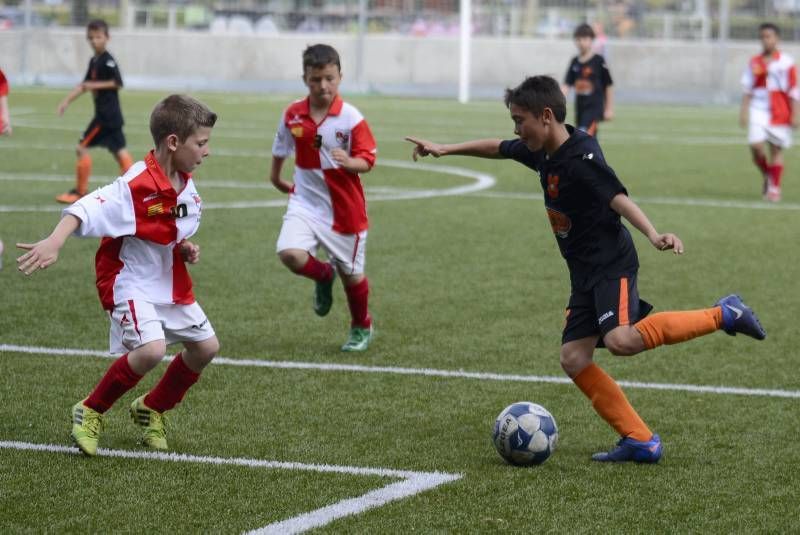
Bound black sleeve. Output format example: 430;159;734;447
600;58;613;87
564;58;577;85
83;59;92;82
573;158;626;204
100;54;123;87
499;139;545;171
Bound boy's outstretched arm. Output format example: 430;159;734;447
405;137;505;161
610;193;684;254
16;214;82;274
270;156;293;193
57;85;85;116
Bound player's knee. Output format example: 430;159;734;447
131;340;167;371
278;249;306;272
603;331;639;356
560;349;589;378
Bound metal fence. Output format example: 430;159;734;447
1;0;800;40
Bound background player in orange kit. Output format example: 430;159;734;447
740;22;799;202
56;19;133;204
270;44;378;352
562;23;614;138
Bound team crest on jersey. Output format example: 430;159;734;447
581;66;593;77
147;202;164;216
291;126;304;138
335;130;350;146
191;193;202;206
547;174;560;199
546;207;572;239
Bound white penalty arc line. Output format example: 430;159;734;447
0;440;461;535
0;159;495;213
2;344;798;400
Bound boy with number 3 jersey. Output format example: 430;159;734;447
270;44;378;352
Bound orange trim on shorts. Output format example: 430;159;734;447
618;277;629;326
80;125;102;147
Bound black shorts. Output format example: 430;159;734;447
80;119;126;153
562;274;653;346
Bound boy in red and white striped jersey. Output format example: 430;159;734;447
270;44;378;352
17;94;219;456
740;22;799;202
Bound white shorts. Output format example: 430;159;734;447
276;211;367;275
748;107;793;148
108;299;216;356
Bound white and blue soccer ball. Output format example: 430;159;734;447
492;402;558;466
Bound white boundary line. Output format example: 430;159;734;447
0;159;495;213
0;440;461;535
2;343;798;399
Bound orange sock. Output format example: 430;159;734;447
76;154;92;195
117;152;133;173
634;307;722;350
573;363;652;441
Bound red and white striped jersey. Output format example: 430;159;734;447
272;95;377;234
742;51;799;125
64;151;203;310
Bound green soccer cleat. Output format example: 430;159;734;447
71;401;104;457
313;267;337;317
341;325;373;352
130;395;168;451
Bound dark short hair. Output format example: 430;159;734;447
573;23;595;39
86;19;109;36
504;75;567;123
149;94;217;146
758;22;780;36
303;44;341;72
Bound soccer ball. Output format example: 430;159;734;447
492;402;558;466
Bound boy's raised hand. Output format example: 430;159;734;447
405;137;445;161
651;232;684;255
16;238;61;275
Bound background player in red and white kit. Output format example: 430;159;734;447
17;94;219;457
270;44;378;352
740;22;799;202
0;66;10;136
56;19;133;204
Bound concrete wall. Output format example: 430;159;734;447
1;28;797;102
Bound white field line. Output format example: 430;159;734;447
0;440;461;535
2;344;798;400
0;160;495;213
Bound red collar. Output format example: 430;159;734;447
145;151;190;192
299;94;344;118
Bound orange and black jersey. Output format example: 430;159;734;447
84;51;124;128
564;54;612;127
499;127;638;291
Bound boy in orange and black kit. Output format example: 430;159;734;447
56;19;133;203
407;76;766;463
562;23;614;137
